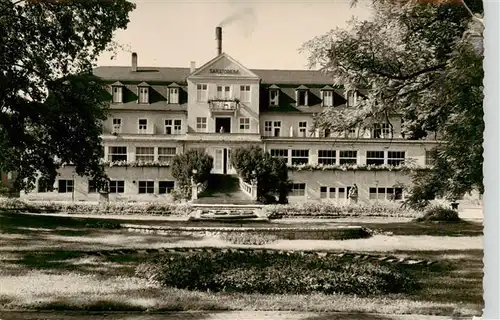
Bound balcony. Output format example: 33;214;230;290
208;98;240;116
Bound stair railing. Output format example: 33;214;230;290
239;177;257;200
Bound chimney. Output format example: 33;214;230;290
190;61;196;73
215;27;222;56
131;52;138;72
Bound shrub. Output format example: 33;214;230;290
140;251;418;296
171;150;213;200
0;199;193;216
265;202;420;219
415;205;460;222
230;146;288;203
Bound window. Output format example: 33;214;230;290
347;91;357;106
240;85;251;102
264;121;281;137
323;90;333;107
297;90;308;106
108;146;127;162
165;119;182;135
109;180;125;194
387;151;405;166
135;147;154;162
425;150;434;166
37;180;51;193
88;180;98;193
159;181;175;194
138;87;149;104
291;149;309;165
339;150;357;165
369;187;404;201
366;151;385;165
338;187;346;199
138;181;154;194
345;128;356;138
196;84;208;101
158;147;176;162
290;183;306;196
196;117;207;132
112;86;123;103
323;128;331;138
112;118;122;134
138;119;148;134
320;186;336;199
320;186;328;199
169;88;179;104
239;118;250;132
298;121;307;137
373;123;391;139
269;90;279;106
318;150;336;165
273;121;281;137
216;85;231;99
58;179;74;193
270;149;288;163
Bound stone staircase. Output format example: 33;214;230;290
190;174;264;221
194;174;256;205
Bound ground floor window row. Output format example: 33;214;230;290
289;183;404;200
38;179;175;195
270;149;408;166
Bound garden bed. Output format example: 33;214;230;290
265;202;421;219
122;224;372;241
136;250;418;296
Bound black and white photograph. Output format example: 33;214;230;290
0;0;495;319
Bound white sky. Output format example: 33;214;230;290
96;0;372;70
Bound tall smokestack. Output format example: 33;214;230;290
131;52;138;72
215;27;222;56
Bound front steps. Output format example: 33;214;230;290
195;174;256;204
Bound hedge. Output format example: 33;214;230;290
137;251;418;296
265;202;420;219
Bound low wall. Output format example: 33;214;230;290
122;224;371;240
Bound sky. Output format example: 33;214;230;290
96;0;372;70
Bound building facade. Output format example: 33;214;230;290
21;28;450;204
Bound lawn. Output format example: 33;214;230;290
0;211;483;316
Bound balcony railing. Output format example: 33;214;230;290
208;99;240;114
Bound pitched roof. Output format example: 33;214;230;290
93;66;339;86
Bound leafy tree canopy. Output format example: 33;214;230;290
231;146;289;204
300;0;483;208
0;0;136;192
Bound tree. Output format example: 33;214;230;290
230;146;289;203
0;0;136;192
300;0;483;208
171;150;214;200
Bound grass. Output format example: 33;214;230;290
0;250;482;316
0;210;484;316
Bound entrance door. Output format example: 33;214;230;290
215;117;231;133
213;149;224;174
212;148;235;174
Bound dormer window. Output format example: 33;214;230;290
269;84;280;107
168;82;180;104
347;90;358;107
111;81;124;103
321;86;334;107
137;82;150;104
295;85;309;107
